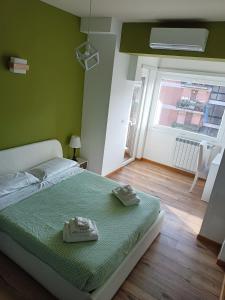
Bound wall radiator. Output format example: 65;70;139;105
173;137;200;173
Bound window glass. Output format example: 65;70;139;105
155;79;225;137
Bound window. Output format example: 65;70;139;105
154;77;225;138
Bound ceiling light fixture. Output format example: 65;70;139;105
75;0;99;71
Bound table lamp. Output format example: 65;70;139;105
69;135;81;161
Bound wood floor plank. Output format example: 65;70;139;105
0;160;223;300
111;160;223;300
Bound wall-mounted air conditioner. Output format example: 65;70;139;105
149;28;209;52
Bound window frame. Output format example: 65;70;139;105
149;70;225;143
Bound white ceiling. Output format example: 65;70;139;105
41;0;225;22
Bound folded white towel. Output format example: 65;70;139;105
63;217;99;243
70;217;93;233
113;185;137;197
112;185;140;206
75;216;90;228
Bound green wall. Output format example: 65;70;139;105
120;22;225;60
0;0;86;157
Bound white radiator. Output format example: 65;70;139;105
173;137;200;173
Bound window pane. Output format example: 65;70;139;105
156;79;225;137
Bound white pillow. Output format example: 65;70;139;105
28;157;78;180
0;172;39;197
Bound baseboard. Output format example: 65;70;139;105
105;167;123;178
106;157;205;180
197;234;222;250
137;158;196;178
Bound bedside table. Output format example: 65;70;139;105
76;157;88;169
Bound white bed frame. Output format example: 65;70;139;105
0;139;164;300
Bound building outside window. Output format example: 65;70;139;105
154;77;225;138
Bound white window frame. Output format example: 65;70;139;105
149;70;225;144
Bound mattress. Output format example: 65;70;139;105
0;170;160;292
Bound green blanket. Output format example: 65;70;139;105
0;171;160;292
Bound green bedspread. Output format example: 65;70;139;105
0;171;160;292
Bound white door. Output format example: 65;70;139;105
126;83;142;156
124;77;147;161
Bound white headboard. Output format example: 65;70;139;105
0;139;63;175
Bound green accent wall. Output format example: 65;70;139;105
120;22;225;61
0;0;86;157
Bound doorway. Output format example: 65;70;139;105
123;76;147;164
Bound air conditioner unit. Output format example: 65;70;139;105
150;28;209;52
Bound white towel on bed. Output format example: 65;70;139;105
70;217;93;233
112;185;140;206
63;217;99;243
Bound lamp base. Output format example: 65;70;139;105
72;148;77;161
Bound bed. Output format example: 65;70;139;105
0;139;164;300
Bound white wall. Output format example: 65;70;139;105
139;56;225;167
159;57;225;73
199;152;225;243
80;33;116;173
101;26;134;176
81;19;134;175
144;128;176;166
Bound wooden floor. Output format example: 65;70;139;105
0;160;223;300
110;160;223;300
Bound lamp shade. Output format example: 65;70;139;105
69;135;81;149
